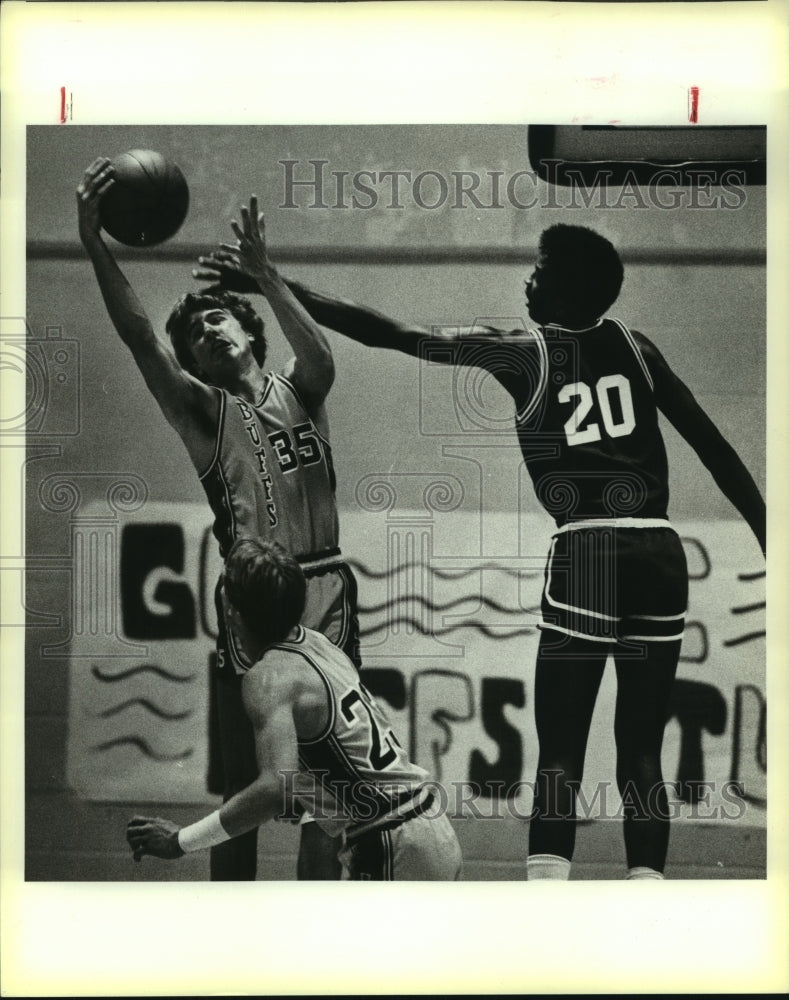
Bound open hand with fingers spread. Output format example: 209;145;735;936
126;815;185;862
76;157;115;246
192;248;261;295
193;195;281;296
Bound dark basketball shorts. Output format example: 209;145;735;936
539;519;688;644
214;555;362;679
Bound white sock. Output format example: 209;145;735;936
626;866;664;880
527;853;571;880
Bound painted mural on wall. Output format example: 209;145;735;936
62;498;766;827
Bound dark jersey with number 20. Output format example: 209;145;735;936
514;318;670;527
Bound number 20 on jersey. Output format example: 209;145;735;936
560;374;635;446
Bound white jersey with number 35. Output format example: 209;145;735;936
200;373;339;559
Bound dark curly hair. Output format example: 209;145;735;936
538;225;624;323
223;537;306;648
165;290;267;381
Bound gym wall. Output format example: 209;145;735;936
21;125;766;880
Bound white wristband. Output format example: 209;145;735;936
177;810;231;853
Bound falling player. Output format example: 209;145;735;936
127;538;463;880
77;158;360;880
196;223;766;880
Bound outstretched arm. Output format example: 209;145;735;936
636;332;766;555
126;662;301;861
193;250;430;356
281;283;540;406
222;661;301;833
77;159;216;469
193;254;523;373
220;198;334;418
287;279;433;356
285;280;520;354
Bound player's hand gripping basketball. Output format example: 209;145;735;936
76;158;115;244
126;815;185;862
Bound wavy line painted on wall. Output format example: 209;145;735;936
346;558;540;582
352;556;541;640
358;592;533;617
91;664;196;683
723;631;766;648
730;601;766;615
96;698;193;721
90;736;194;761
362;617;538;640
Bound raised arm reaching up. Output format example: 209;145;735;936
215;197;335;423
77;158;218;472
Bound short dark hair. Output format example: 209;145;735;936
165;291;267;380
538;225;624;322
223;538;306;647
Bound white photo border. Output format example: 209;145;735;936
2;1;787;995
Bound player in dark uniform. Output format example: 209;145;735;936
195;223;765;879
126;538;462;881
77;159;359;881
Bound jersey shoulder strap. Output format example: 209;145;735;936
515;326;550;423
609;318;654;391
198;386;226;481
272;371;306;408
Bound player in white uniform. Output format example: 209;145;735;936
127;538;463;881
77;159;358;880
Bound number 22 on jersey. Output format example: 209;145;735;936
340;685;401;771
560;374;636;446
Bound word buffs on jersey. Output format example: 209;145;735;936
234;397;279;527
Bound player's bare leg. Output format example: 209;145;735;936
613;639;681;878
527;633;608;878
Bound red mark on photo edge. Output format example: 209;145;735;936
688;86;700;124
60;87;67;124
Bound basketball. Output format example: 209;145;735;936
100;149;189;247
